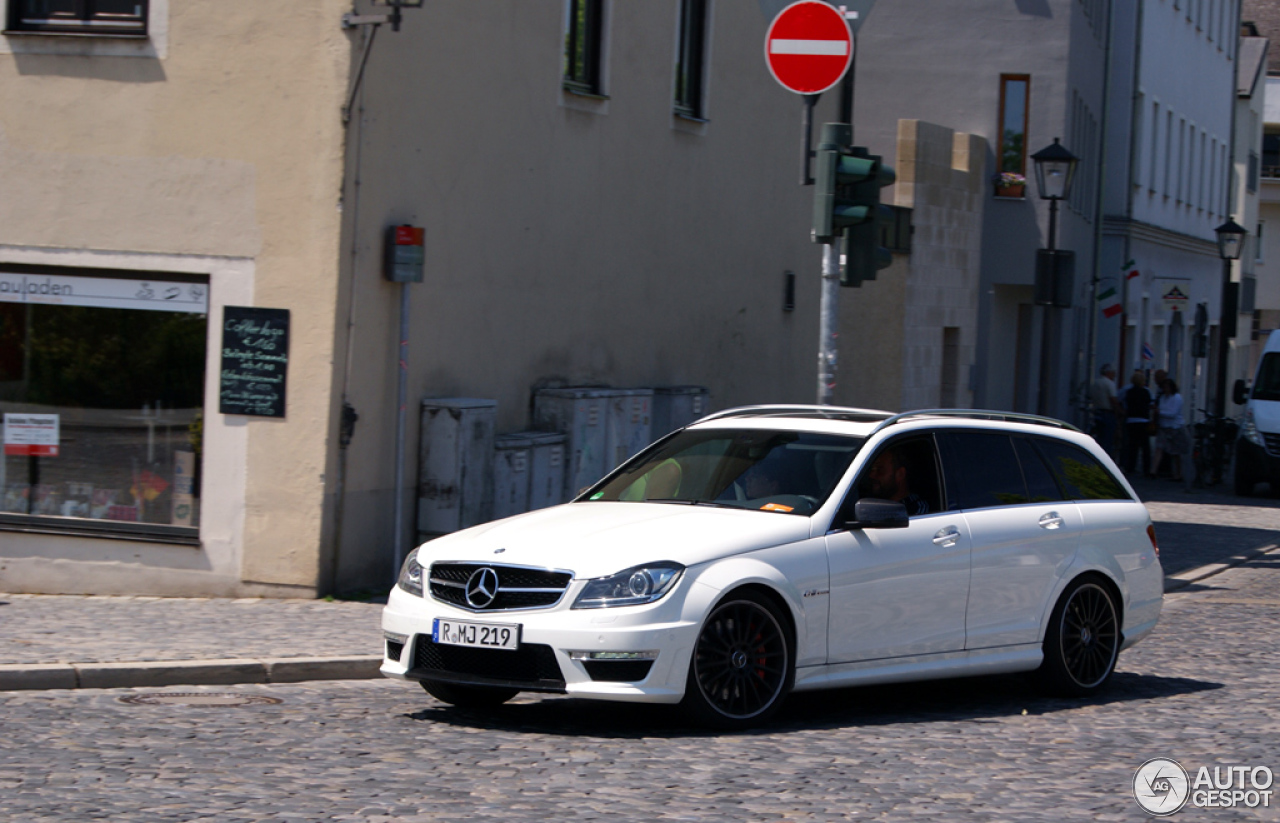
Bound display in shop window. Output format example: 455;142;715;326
0;266;207;533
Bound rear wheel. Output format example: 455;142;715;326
1038;576;1120;697
1234;460;1255;497
419;679;518;707
680;590;793;729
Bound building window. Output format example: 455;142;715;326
564;0;604;96
674;0;708;118
0;266;206;538
1149;101;1160;192
1248;150;1260;193
997;75;1030;193
1256;222;1264;264
6;0;148;36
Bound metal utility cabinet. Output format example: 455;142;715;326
418;398;495;538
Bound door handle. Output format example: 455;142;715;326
932;526;960;547
1038;511;1065;530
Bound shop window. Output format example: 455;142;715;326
674;0;708;119
0;266;206;539
6;0;148;36
563;0;604;96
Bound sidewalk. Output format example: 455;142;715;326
0;593;386;691
1;478;1275;693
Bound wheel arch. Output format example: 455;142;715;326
1039;558;1126;643
686;559;807;659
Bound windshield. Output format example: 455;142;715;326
1254;353;1280;402
584;428;864;516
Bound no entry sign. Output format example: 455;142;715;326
765;1;853;95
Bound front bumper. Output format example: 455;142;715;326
380;582;702;704
1237;438;1280;484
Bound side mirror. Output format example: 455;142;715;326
1233;378;1249;406
847;498;910;530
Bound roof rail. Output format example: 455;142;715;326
694;404;893;424
870;409;1081;435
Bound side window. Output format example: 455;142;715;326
1034;438;1131;501
1013;437;1064;502
937;431;1028;510
844;435;942;518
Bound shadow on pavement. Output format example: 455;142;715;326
1155;521;1279;575
402;671;1221;739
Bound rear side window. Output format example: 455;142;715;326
1014;437;1064;502
1034;438;1131;501
937;431;1028;510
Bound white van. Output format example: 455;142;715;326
1234;329;1280;495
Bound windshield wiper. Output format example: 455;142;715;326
645;498;740;509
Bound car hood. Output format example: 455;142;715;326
414;502;813;579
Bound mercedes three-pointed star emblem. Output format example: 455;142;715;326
465;567;500;609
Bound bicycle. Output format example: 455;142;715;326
1190;409;1239;488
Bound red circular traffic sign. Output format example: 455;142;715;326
764;1;853;95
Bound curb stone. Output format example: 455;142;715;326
0;656;383;692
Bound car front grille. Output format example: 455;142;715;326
1264;432;1280;456
411;635;565;692
428;562;573;612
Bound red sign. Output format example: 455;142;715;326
394;225;424;246
765;1;853;95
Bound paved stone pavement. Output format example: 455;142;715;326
2;549;1278;821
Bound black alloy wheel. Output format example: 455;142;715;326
681;591;793;729
419;679;519;708
1039;577;1120;696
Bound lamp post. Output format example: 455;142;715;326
1031;138;1080;417
1214;218;1246;418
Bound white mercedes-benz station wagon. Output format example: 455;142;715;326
381;406;1163;728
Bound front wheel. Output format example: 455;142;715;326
680;590;793;729
1038;576;1120;697
419;679;518;707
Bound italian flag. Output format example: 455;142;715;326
1098;285;1123;319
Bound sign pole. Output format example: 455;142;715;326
763;0;861;405
816;72;855;406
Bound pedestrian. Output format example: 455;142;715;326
1151;377;1188;481
1089;363;1121;457
1122;371;1153;476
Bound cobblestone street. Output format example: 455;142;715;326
3;548;1279;822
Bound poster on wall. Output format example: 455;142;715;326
219;306;289;418
2;413;60;456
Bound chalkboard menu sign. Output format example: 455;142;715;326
220;306;290;418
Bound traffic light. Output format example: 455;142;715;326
810;124;896;288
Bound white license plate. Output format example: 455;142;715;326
432;618;520;651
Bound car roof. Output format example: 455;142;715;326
690;405;1082;440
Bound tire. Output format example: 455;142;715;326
1234;462;1255;497
680;590;794;730
419;679;518;708
1038;576;1120;697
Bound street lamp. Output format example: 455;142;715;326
1031;138;1080;416
1214;218;1247;417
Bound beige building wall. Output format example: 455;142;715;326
836;121;985;413
0;2;352;596
325;1;832;587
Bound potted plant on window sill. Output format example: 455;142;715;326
993;171;1026;198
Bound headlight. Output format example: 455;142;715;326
396;547;423;597
572;562;684;609
1241;408;1264;446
